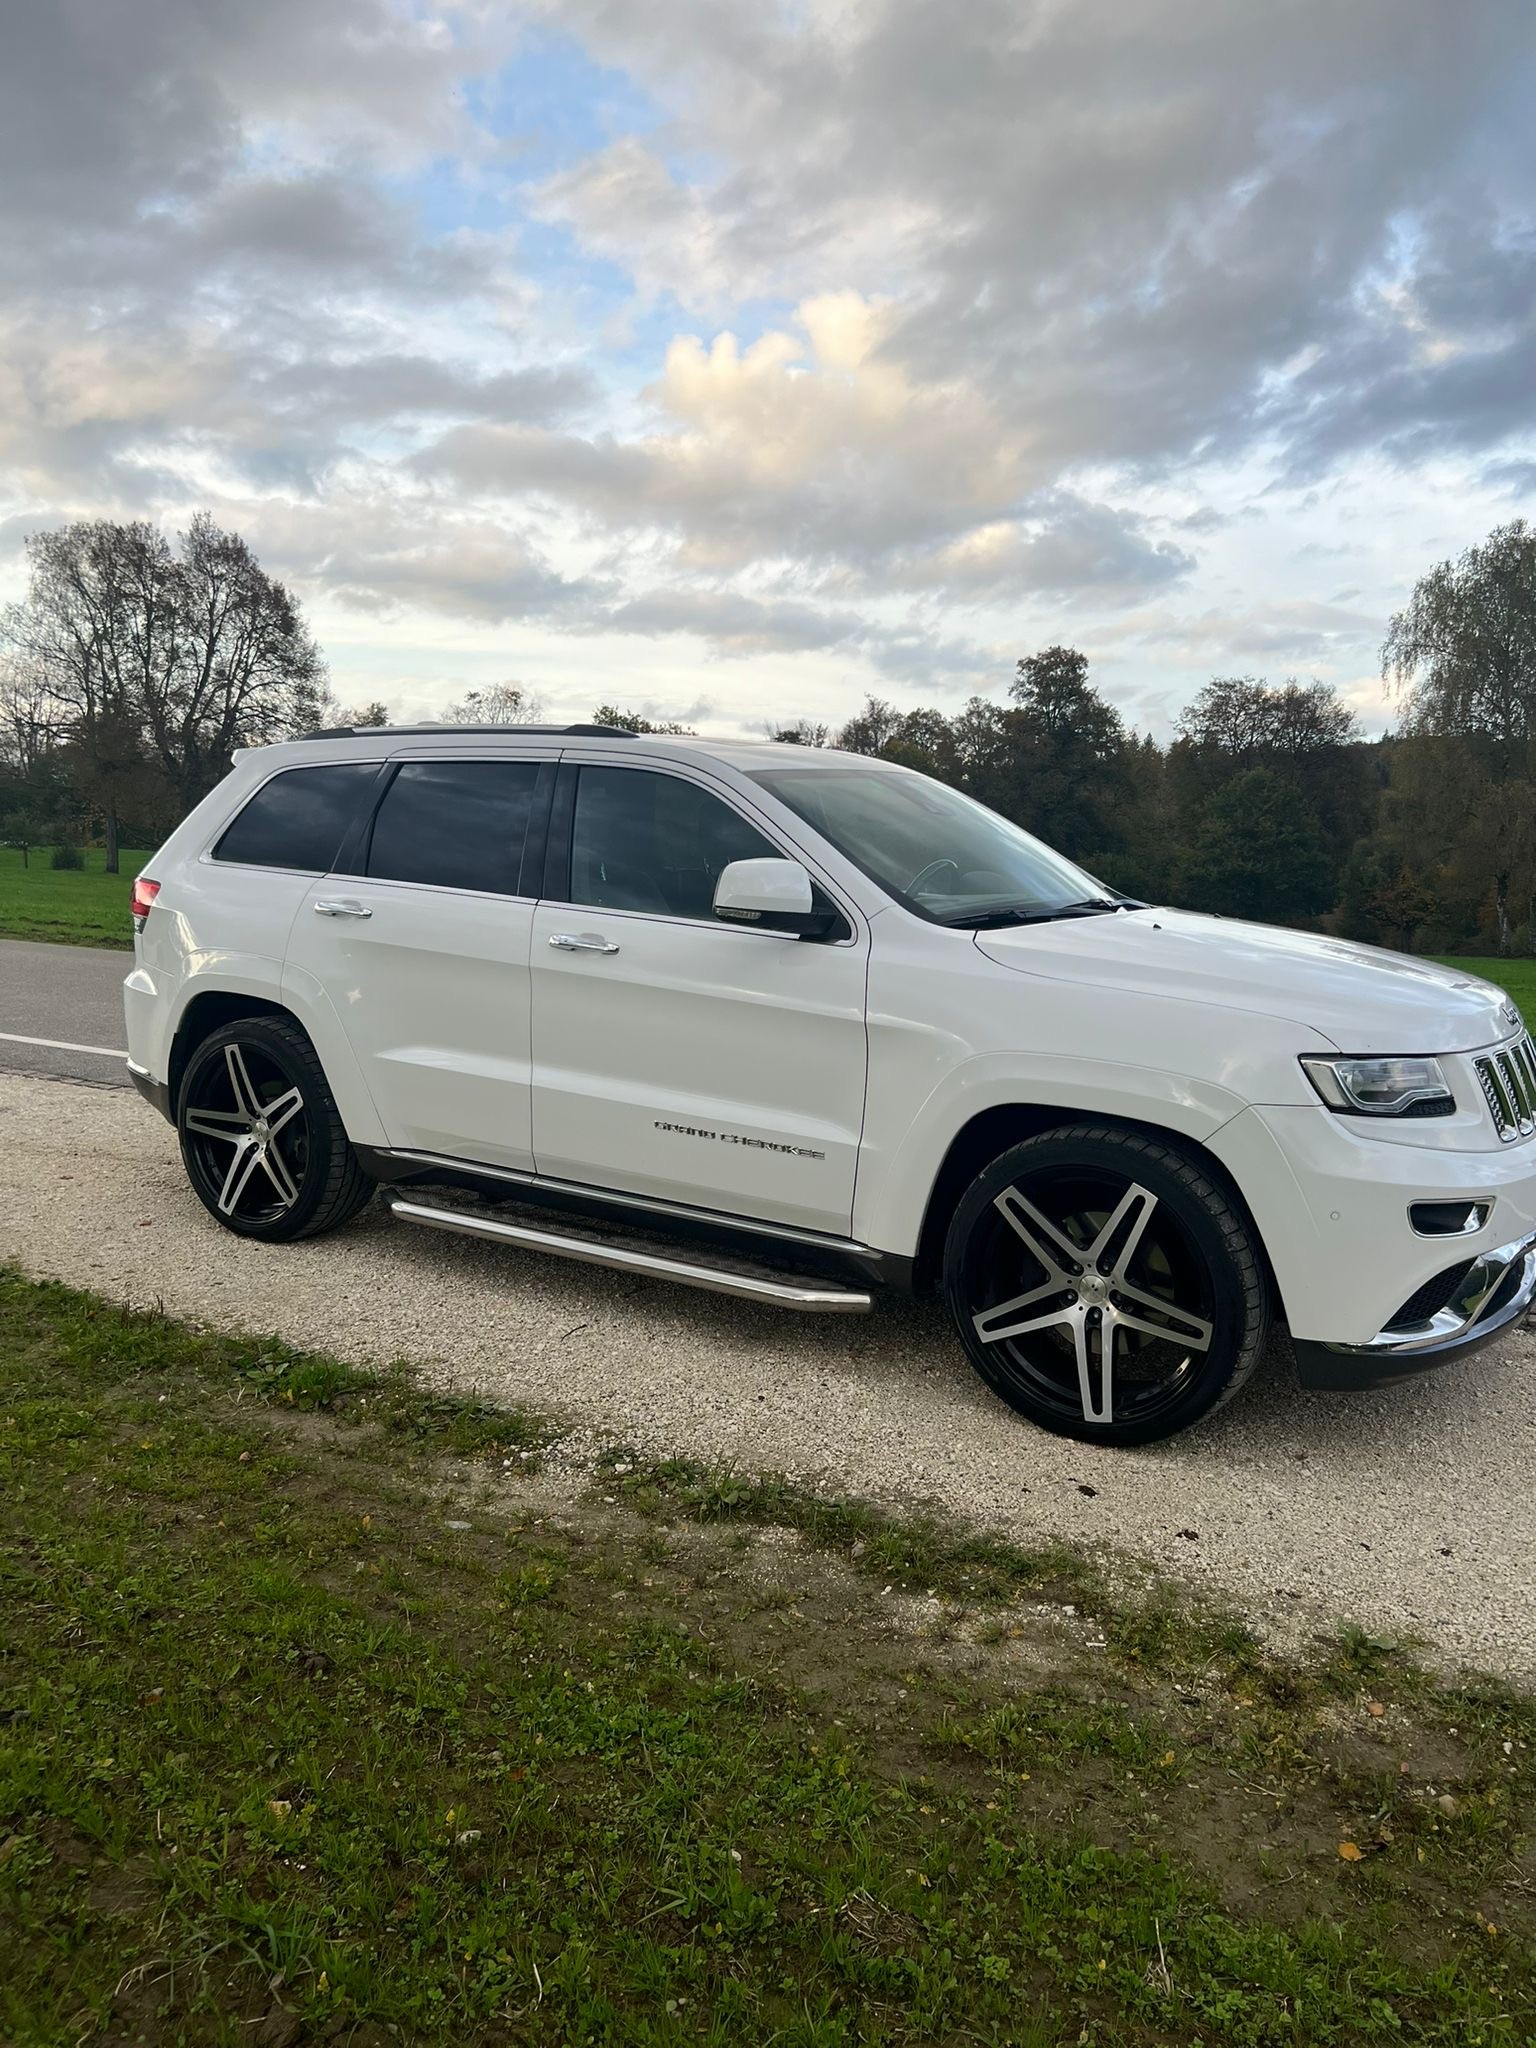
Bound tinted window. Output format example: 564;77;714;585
214;764;378;872
366;759;540;895
569;766;777;919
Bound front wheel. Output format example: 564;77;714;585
177;1016;375;1242
943;1124;1269;1445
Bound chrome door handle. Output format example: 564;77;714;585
314;898;372;919
549;931;619;955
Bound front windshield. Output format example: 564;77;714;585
748;762;1111;924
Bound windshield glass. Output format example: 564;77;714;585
747;762;1110;924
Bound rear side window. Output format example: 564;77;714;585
213;764;378;872
366;759;541;895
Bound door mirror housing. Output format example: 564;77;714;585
713;857;837;939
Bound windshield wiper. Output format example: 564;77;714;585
942;896;1131;931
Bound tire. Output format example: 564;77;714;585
942;1123;1269;1446
176;1015;376;1242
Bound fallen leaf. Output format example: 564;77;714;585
1338;1841;1364;1862
267;1800;292;1820
1367;1701;1385;1717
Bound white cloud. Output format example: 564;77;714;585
1;0;1533;733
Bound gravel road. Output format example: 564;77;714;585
4;1067;1534;1680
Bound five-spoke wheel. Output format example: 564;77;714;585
944;1124;1268;1444
177;1016;375;1241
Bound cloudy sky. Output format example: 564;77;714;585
2;1;1533;737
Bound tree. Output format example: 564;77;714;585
4;523;151;870
1384;519;1536;777
0;656;60;779
1169;675;1367;906
1451;780;1536;954
769;719;829;746
1180;768;1333;925
590;704;695;734
444;681;544;724
133;513;326;814
1003;645;1130;862
835;697;904;755
1176;676;1356;761
5;513;326;862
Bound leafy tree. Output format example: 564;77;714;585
1169;675;1367;908
1336;842;1441;953
835;697;904;756
1176;676;1356;760
4;514;325;863
1180;768;1333;925
770;719;829;746
1002;645;1130;863
1385;519;1536;776
590;704;695;734
881;709;962;781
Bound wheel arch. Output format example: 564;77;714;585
909;1102;1278;1308
164;968;387;1148
169;990;295;1112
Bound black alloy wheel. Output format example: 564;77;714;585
944;1124;1268;1445
177;1016;374;1241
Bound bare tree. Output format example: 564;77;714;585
140;514;326;807
0;653;61;779
443;681;545;724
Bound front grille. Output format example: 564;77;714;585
1474;1031;1536;1142
1382;1260;1473;1332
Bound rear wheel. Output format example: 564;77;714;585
943;1124;1268;1445
176;1016;375;1242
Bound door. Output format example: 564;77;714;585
284;755;549;1169
530;762;868;1235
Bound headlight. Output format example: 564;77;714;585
1300;1055;1455;1117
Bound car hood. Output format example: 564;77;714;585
974;908;1516;1056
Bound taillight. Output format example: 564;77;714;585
131;877;160;933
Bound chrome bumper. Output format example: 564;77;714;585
1293;1231;1536;1390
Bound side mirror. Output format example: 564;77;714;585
713;857;837;939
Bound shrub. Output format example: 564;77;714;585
49;842;83;870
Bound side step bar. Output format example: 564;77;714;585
390;1199;873;1314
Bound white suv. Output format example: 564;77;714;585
123;723;1536;1446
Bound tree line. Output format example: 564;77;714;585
3;511;1534;955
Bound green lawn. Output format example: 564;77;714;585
1432;957;1536;1028
4;1267;1535;2045
0;844;149;949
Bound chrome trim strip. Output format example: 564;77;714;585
371;1147;878;1258
390;1200;873;1313
1407;1199;1491;1238
1474;1030;1536;1142
1323;1230;1536;1357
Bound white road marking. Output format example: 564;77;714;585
0;1030;128;1059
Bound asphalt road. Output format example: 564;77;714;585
0;937;134;1090
4;934;1535;1681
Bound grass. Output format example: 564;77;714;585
0;845;149;949
4;835;1534;1016
4;1268;1536;2044
1433;958;1536;1028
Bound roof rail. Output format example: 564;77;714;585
303;721;634;740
